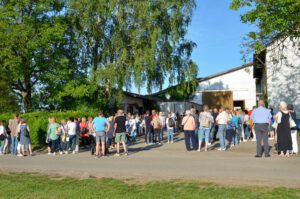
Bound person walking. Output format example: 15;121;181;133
275;102;293;157
216;106;229;151
182;110;197;151
198;105;213;151
251;100;271;158
8;114;20;155
114;109;128;156
287;104;298;154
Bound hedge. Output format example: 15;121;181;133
0;111;98;147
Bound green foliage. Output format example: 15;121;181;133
69;0;198;94
231;0;300;54
0;110;98;147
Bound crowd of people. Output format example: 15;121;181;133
0;100;298;158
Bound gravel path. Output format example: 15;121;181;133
1;134;299;187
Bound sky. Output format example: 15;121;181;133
188;0;255;78
132;0;256;94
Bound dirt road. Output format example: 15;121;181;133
1;134;299;187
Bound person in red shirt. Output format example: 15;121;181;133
80;117;89;148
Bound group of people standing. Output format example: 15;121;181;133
181;100;298;157
0;101;298;158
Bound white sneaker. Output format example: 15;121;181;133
208;143;211;146
59;152;63;155
171;141;174;144
47;153;51;155
217;148;222;151
53;152;56;156
72;151;76;154
252;139;256;142
64;151;68;154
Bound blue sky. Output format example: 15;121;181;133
133;0;256;94
187;0;255;77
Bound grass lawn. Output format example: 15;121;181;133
0;173;299;199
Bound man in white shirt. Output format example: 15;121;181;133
67;117;77;154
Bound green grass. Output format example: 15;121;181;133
0;173;299;199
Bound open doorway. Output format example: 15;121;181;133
233;100;245;110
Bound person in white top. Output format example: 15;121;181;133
67;117;77;154
216;106;230;151
129;115;137;142
159;112;166;140
0;120;7;155
166;113;175;143
243;112;250;142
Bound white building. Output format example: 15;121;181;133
266;37;300;116
190;63;257;110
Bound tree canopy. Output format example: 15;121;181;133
231;0;300;53
0;0;197;112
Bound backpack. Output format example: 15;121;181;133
153;117;162;129
200;113;210;128
168;118;175;128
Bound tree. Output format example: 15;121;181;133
0;0;77;112
231;0;300;53
68;0;198;98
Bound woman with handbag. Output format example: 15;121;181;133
275;101;293;157
17;118;32;156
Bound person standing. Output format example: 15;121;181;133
243;110;250;142
93;111;109;158
0;121;7;155
80;117;89;148
287;104;298;154
166;113;175;144
210;108;219;143
67;117;77;154
87;116;95;155
114;109;128;156
107;116;115;151
198;105;213;151
60;119;68;154
182;110;197;151
251;100;271;158
47;117;61;156
275;102;293;157
8;114;19;155
143;111;152;144
17;119;33;156
216;106;229;151
129;115;137;142
159;112;166;141
152;112;162;145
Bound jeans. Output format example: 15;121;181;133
145;126;153;144
167;128;174;142
199;127;210;143
227;129;235;146
0;139;6;153
154;129;161;143
244;124;249;140
160;127;165;140
60;140;69;152
11;136;18;155
218;124;227;150
194;128;199;146
51;139;60;153
69;135;77;151
234;130;240;145
184;130;196;151
131;129;137;142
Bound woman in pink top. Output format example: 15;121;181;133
181;110;197;151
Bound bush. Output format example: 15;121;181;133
0;110;98;147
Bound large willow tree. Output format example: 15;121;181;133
68;0;198;96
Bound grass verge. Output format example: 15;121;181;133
0;173;299;199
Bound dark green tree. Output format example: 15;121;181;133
231;0;300;53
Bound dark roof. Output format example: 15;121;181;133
197;62;253;82
123;91;156;101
